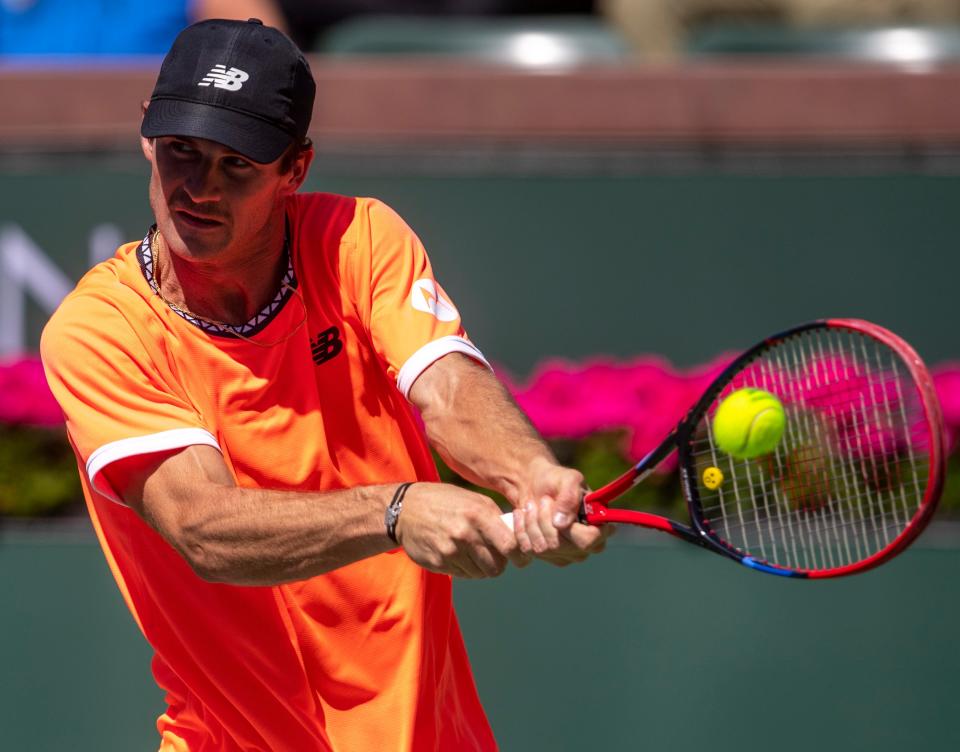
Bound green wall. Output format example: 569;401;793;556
3;160;958;374
3;156;957;748
2;531;957;751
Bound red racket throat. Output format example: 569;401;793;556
580;319;945;578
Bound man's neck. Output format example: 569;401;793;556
154;223;287;327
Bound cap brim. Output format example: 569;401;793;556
141;98;294;164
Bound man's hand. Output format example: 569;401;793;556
396;483;532;578
510;457;612;567
411;353;611;570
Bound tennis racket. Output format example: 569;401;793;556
502;319;945;578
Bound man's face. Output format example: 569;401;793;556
143;135;304;261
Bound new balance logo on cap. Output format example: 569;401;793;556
198;65;250;91
143;19;316;163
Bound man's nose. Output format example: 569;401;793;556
183;160;221;203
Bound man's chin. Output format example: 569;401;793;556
166;223;230;258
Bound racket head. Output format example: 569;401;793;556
674;319;944;578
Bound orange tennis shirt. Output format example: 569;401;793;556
41;193;498;752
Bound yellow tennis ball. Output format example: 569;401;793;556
702;466;724;490
712;388;786;459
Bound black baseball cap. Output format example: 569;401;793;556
142;19;315;164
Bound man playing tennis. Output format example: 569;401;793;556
40;18;607;752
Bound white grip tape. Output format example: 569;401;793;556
500;511;515;531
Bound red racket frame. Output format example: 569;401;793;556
579;319;945;578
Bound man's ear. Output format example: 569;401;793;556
141;134;155;162
140;100;154;162
284;145;314;195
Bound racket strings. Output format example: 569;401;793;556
691;328;930;572
697;462;929;515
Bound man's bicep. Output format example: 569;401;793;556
104;444;234;529
408;351;498;416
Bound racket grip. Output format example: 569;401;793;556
499;501;589;531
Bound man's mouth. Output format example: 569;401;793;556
174;208;224;229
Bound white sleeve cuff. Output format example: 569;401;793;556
86;428;221;504
396;335;492;399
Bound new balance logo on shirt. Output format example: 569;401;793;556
198;65;250;91
311;327;343;366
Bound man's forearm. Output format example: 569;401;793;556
413;356;558;505
119;443;521;585
412;354;607;565
154;481;398;586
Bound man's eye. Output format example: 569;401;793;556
170;141;195;155
225;157;251;169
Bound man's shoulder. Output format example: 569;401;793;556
42;240;150;347
288;193;421;285
292;190;356;219
290;192;402;233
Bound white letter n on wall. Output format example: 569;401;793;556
0;224;72;356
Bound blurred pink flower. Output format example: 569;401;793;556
934;364;960;451
509;355;960;468
510;354;733;467
0;356;63;427
3;354;960;462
